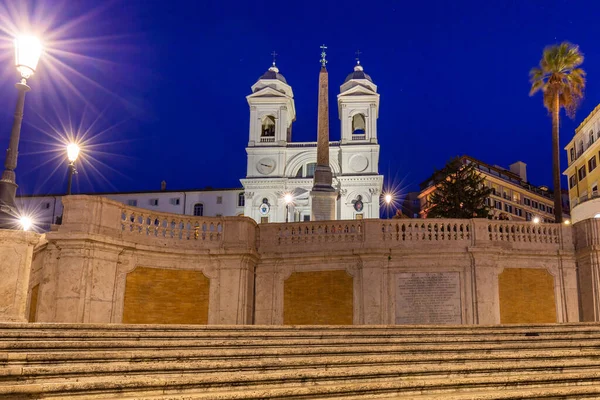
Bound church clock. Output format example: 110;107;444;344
256;158;276;175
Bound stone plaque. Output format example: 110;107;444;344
395;272;462;324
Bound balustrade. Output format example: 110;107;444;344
487;222;559;243
121;208;222;242
382;221;471;242
277;222;363;244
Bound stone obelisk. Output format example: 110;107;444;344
310;45;336;221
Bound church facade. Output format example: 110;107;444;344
241;61;383;223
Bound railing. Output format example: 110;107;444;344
286;141;341;148
260;137;275;143
121;209;222;242
487;222;559;243
382;221;471;242
277;222;363;244
573;191;600;207
262;219;567;251
352;134;366;140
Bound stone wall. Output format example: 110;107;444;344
0;230;41;322
10;195;600;325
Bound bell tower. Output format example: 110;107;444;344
246;58;296;147
338;56;379;144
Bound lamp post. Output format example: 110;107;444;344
66;143;80;195
0;35;42;224
284;193;293;223
384;193;392;219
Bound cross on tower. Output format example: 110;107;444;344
355;49;362;65
271;51;278;66
320;44;328;67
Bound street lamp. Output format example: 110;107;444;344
532;216;541;224
284;193;293;223
383;192;393;219
0;35;42;225
66;143;80;195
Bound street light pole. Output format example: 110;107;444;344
66;143;80;195
284;193;293;223
66;162;75;195
0;82;30;213
0;35;42;225
384;193;392;219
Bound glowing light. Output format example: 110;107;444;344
14;35;42;79
532;217;541;224
67;143;80;162
20;216;32;231
564;219;571;225
384;193;392;205
284;193;293;204
594;213;600;219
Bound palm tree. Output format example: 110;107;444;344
530;42;585;224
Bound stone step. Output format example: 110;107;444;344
4;329;600;342
3;337;600;353
2;368;600;399
3;347;597;366
97;383;600;400
3;355;600;385
3;322;600;334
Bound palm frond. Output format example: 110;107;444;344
530;42;586;118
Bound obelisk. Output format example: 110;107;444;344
310;45;336;221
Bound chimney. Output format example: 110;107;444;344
161;180;166;191
509;161;527;182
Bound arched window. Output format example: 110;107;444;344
295;166;303;177
261;116;275;137
238;192;245;207
306;163;317;178
193;203;204;216
352;114;366;135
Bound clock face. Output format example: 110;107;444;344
256;158;276;175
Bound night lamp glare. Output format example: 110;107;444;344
284;193;293;204
384;193;392;204
20;216;32;231
532;217;541;224
14;35;42;79
67;143;80;163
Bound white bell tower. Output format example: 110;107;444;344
338;60;379;144
246;62;296;147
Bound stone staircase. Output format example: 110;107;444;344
2;323;600;399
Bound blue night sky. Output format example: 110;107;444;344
0;0;599;198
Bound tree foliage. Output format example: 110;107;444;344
426;158;493;219
529;42;585;117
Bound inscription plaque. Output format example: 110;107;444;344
395;272;462;324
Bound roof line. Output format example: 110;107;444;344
17;187;244;198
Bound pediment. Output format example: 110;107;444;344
339;84;377;97
248;86;289;99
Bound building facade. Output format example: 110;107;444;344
240;62;383;223
419;156;563;222
564;104;600;223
